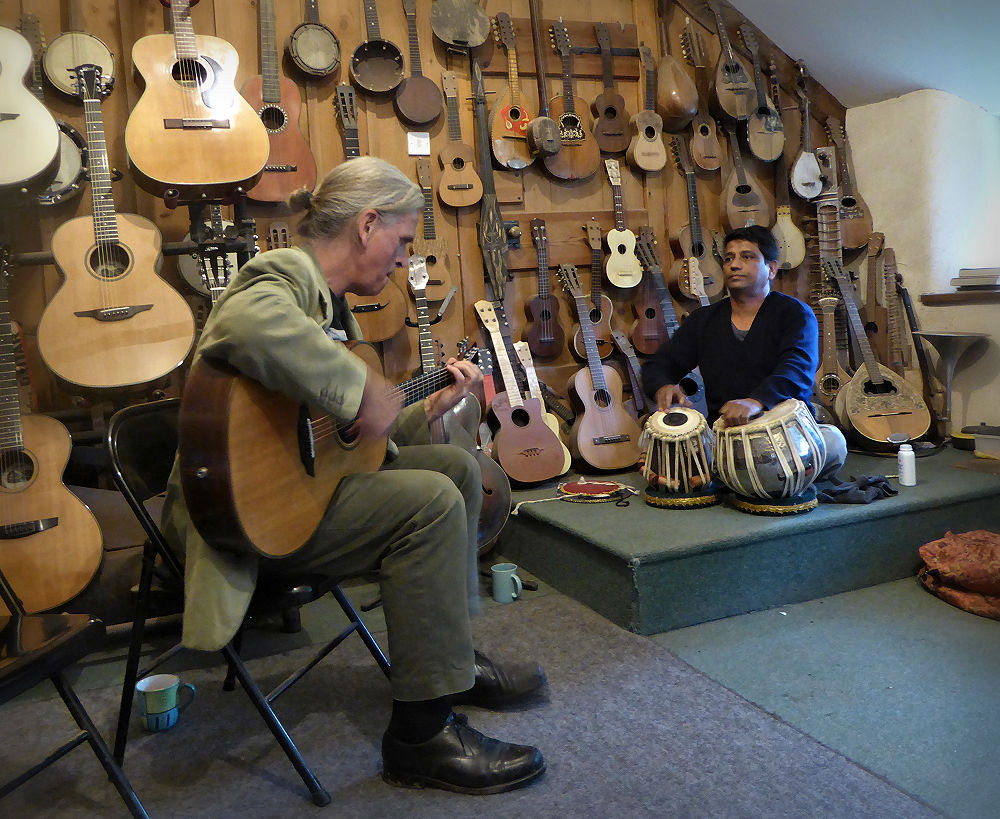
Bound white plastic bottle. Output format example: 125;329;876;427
897;443;916;486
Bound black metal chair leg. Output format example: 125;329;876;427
332;586;389;677
220;644;331;807
223;628;244;692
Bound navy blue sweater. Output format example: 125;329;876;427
641;291;818;423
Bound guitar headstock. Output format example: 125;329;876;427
530;218;547;250
638;43;655;73
794;60;811;102
821;258;849;287
825;116;846;148
441;71;459;100
473;299;500;333
71;63;113;101
670;136;694;175
549;19;571;58
585;218;603;251
268;221;291;250
594;22;612;53
680;16;707;69
604;158;622;187
464;342;493;377
407;255;429;293
867;232;885;258
557;263;583;297
635;226;662;275
610;328;635;357
415;157;432;190
737;23;760;58
493;12;516;52
335;83;357;130
402;0;416;15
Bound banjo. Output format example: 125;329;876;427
41;0;116;98
287;0;340;78
429;0;489;50
350;0;404;95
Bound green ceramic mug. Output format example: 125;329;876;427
136;673;195;723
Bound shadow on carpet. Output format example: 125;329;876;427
0;594;940;818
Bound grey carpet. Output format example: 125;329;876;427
1;594;940;818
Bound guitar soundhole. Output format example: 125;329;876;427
451;157;466;171
644;307;656;320
589;308;602;324
841;195;857;208
260;105;288;132
540;309;552;321
698;123;710;137
644;125;657;140
692;242;705;258
864;380;898;396
171;59;209;89
1;449;35;491
425;253;437;266
508;106;521;120
88;242;130;281
820;375;842;396
510;407;531;428
616;243;628;255
603;106;619;121
736;184;751;195
593;389;611;409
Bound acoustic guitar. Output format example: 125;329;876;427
626;45;667;174
522;219;566;360
572;220;615;361
825;117;874;250
629;233;671;357
489;13;534;171
706;0;755;121
789;61;822;201
350;0;404;96
669;136;724;301
411;157;455;303
737;25;784;163
126;0;269;201
180;340;490;558
679;16;721;172
38;65;195;391
767;64;806;270
242;0;317;203
721;124;772;230
514;341;571;475
604;159;642;288
394;0;443;126
0;248;103;616
439;72;484;208
559;264;641;471
591;23;630;155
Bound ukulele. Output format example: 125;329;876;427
0;26;60;203
543;20;601;181
611;328;650;423
335;83;362;159
522;219;566;360
350;0;404;95
813;295;851;408
626;45;668;174
489;13;535;171
41;0;116;98
767;64;805;270
439;71;484;207
737;25;784;163
514;341;571;475
680;16;721;172
654;7;698;132
126;0;269;201
572;220;616;361
604;159;642;288
705;0;755;121
629;233;671;357
394;0;443;126
180;338;491;557
721;124;772;230
411;157;455;302
669;136;724;301
38;65;196;391
789;62;823;201
287;0;341;78
524;0;560;156
474;300;567;484
558;264;641;471
591;23;630;155
825;117;874;250
861;233;890;364
0;248;103;616
242;0;317;204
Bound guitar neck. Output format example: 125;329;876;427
404;9;423;77
170;0;199;61
504;46;522;106
527;0;550;116
416;160;437;240
829;263;884;385
590;246;604;303
571;291;609;392
362;0;383;40
684;170;705;249
412;286;437;375
82;92;119;244
726;127;750;188
611;182;626;230
259;0;282;103
305;0;321;24
768;73;792;208
0;252;25;451
535;242;550;298
799;95;812;152
883;250;908;371
596;24;615;91
614;333;647;413
709;3;736;62
559;53;577;113
483;322;524;406
644;63;656;113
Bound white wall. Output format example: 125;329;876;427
847;89;1000;430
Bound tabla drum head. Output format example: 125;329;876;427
646;407;705;440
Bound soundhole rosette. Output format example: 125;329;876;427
171;58;210;90
0;448;36;491
87;242;131;282
258;105;288;133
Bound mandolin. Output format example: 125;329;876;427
737;25;784;163
626;45;668;174
0;248;103;615
881;248;910;376
39;65;195;391
767;64;806;270
41;0;116;98
350;0;404;96
438;71;484;207
611;328;650;423
543;20;601;181
126;0;269;201
287;0;340;78
522;219;566;360
572;220;615;361
705;0;755;121
789;61;822;201
813;295;850;408
721;124;772;230
489;13;534;171
669;136;724;301
410;158;455;302
654;8;697;132
679;16;721;172
394;0;443;126
524;0;560;157
591;23;630;155
242;0;317;204
514;341;571;475
825;117;874;250
559;264;641;471
861;233;890;364
603;159;642;288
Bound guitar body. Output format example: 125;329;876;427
38;214;195;390
772;206;806;269
605;229;642;288
690;112;722;172
572;294;615;361
711;55;755;120
0;413;103;615
746;95;784;162
626;110;667;173
489;393;566;484
522;294;566;360
671;224;724;299
410;237;454;302
629;290;669;356
489;89;534;170
126;33;270;199
591;87;630;154
655;54;698;132
835;364;931;445
438;142;483;207
542;96;601;181
722;165;772;230
394;74;443;126
566;365;641;471
790;149;823;200
345;278;407;342
240;74;317;203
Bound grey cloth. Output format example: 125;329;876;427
817;474;899;504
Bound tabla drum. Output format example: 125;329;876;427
639;408;719;509
713;399;826;515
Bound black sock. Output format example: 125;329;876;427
388;696;452;744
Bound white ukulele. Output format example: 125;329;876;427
603;159;642;288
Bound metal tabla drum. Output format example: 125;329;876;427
712;399;826;515
639;408;719;509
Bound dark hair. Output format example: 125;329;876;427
723;226;780;265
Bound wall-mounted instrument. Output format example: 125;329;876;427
705;0;754;121
287;0;340;78
0;247;102;616
439;71;484;207
603;159;642;288
38;65;195;391
411;157;454;302
242;0;317;203
543;20;601;181
861;233;889;363
813;295;851;408
789;61;822;201
514;341;571;474
336;82;362;158
721;124;772;230
573;220;615;361
489;13;534;171
350;0;404;95
525;0;560;156
767;63;805;270
591;23;630;155
558;264;641;471
125;0;269;201
40;0;116;98
679;16;721;172
394;0;443;125
825;117;874;250
669;137;724;302
737;24;783;162
522;219;566;360
654;10;697;132
611;328;649;422
0;26;59;203
626;45;667;173
630;230;671;357
430;0;490;51
178;204;236;302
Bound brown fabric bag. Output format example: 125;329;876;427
918;530;1000;620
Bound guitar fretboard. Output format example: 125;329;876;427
0;260;25;453
363;0;382;41
259;0;281;104
170;0;199;62
683;169;705;251
83;95;119;245
416;159;437;240
305;0;321;24
404;7;423;77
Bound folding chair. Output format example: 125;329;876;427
106;399;390;807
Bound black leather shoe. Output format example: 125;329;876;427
382;713;545;794
452;650;547;707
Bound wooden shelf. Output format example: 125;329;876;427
920;291;1000;305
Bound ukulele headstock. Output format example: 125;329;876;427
407;255;429;293
549;19;571;58
585;218;603;251
530;218;547;250
594;22;612;53
604;158;623;187
493;12;516;52
473;299;500;333
335;83;357;130
441;71;459;100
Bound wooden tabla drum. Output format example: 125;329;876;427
639;408;719;509
713;399;826;515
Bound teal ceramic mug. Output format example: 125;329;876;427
136;673;195;729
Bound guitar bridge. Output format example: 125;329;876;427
1;517;58;539
350;301;389;314
74;304;153;321
163;118;231;130
297;406;316;477
592;434;632;445
264;163;298;172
